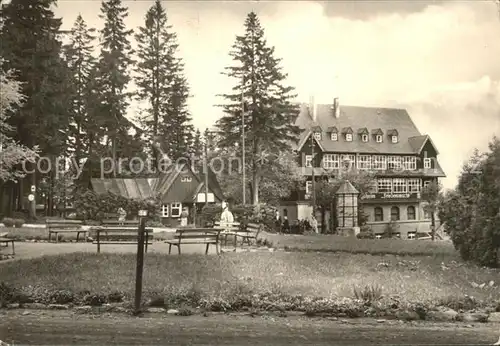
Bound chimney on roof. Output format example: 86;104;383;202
333;97;340;118
309;95;317;121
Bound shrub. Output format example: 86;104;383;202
73;189;160;222
108;291;125;303
2;217;15;227
353;284;383;304
200;203;223;226
440;139;500;267
49;290;75;304
14;218;25;227
357;226;375;239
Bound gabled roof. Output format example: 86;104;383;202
336;180;359;195
294;103;428;154
296;129;326;152
357;127;369;135
311;125;322;132
408;134;440;155
91;163;225;203
91;178;157;200
341;127;353;134
387;129;399;136
327;126;338;133
371;128;384;135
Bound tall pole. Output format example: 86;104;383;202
311;132;316;211
204;129;209;207
241;80;246;205
134;212;147;316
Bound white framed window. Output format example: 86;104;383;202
357;155;372;170
377;178;392;193
330;133;338;141
392;178;407;193
305;181;312;195
341;154;355;169
161;204;169;217
387;156;402;170
314;132;321;141
322;154;339;169
372;155;387;170
424;158;432;169
181;176;192;183
407;178;421;192
170;203;182;217
376;135;383;143
305;155;312;167
402;156;417;170
391;135;398;143
361;134;368;142
345;133;352;142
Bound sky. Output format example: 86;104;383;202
51;0;500;189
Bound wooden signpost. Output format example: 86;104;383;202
134;210;148;315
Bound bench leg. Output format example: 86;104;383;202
11;241;15;256
48;232;51;243
168;243;172;254
178;245;181;255
55;232;59;243
76;232;80;242
205;243;210;255
216;242;220;255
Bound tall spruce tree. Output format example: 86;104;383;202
1;0;71;215
96;0;134;175
63;14;96;163
135;0;193;162
217;12;300;204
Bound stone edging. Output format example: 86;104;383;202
3;303;500;324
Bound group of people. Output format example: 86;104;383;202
275;211;319;233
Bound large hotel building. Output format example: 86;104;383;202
279;98;445;238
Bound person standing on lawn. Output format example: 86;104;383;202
220;198;234;224
180;207;189;227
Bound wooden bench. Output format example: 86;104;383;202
236;223;262;246
92;226;153;253
165;228;222;255
101;219;139;227
46;219;86;243
0;237;15;255
214;221;241;249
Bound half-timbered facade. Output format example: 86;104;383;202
280;98;445;237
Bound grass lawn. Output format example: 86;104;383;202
1;251;499;309
258;232;457;256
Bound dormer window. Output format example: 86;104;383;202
387;129;399;143
331;133;338;141
346;133;352;142
362;134;368;142
376;135;383;143
314;132;321;141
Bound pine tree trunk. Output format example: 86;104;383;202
252;169;259;205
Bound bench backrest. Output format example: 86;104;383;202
96;226;153;241
46;219;83;229
245;223;261;236
101;220;139;227
214;221;240;232
174;228;220;241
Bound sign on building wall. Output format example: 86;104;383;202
361;192;421;200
